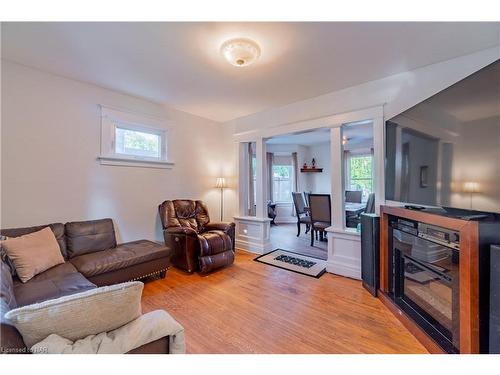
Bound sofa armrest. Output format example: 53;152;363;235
204;222;235;233
163;226;198;237
204;222;235;251
163;226;199;272
1;322;27;354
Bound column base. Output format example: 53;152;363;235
234;216;273;254
325;227;362;280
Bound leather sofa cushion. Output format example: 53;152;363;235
65;219;117;258
198;230;232;257
13;262;96;307
1;223;67;259
70;240;170;278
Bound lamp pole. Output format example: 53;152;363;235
216;177;226;221
220;186;224;221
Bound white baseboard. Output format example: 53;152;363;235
235;239;273;255
326;255;361;280
274;217;296;224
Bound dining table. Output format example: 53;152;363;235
305;201;366;215
345;202;366;215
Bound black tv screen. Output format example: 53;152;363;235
385;60;500;213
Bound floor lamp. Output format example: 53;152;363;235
463;181;480;210
215;177;227;221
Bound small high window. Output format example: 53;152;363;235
98;106;173;168
115;126;162;159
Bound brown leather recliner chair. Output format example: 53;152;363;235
158;200;235;273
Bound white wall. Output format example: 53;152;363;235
228;47;499;134
303;142;331;194
1;61;226;243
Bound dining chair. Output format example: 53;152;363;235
291;192;311;236
303;191;311;208
345;190;362;203
308;194;331;246
346;193;375;228
365;193;376;214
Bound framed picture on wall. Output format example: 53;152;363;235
420;165;429;188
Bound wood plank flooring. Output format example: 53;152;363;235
270;223;328;260
141;250;428;354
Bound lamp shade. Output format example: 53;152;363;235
215;177;227;189
463;181;480;193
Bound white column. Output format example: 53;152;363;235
233;138;272;254
237;142;248;216
330;126;344;230
255;137;267;218
373;116;385;214
327;124;362;280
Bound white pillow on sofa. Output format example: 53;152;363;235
5;281;143;347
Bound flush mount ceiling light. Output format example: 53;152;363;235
220;38;261;67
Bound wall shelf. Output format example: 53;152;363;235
300;168;323;173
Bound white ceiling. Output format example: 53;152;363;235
2;22;499;122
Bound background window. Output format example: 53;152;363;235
348;155;373;201
99;106;172;168
272;165;293;203
115;126;161;159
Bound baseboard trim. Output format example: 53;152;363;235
274;218;296;224
235;239;273;255
326;255;361;280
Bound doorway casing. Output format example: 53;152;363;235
233;105;385;279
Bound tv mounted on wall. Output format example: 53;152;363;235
385;60;500;214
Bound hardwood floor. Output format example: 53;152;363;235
270;223;328;260
141;250;428;354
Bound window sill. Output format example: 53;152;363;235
97;156;174;169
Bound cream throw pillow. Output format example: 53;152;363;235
1;227;64;282
5;281;143;348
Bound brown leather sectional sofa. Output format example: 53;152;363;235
0;218;172;354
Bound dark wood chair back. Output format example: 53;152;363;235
292;192;307;216
365;193;375;214
345;190;362;203
308;194;331;223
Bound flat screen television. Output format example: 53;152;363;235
385;60;500;214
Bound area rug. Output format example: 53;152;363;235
254;249;326;278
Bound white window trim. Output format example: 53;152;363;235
272;164;293;204
98;105;174;169
346;152;374;202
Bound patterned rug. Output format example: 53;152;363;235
254;249;327;278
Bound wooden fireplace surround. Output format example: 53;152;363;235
379;205;480;354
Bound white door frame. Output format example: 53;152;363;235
233;105;385;257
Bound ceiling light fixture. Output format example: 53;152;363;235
220;38;261;67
